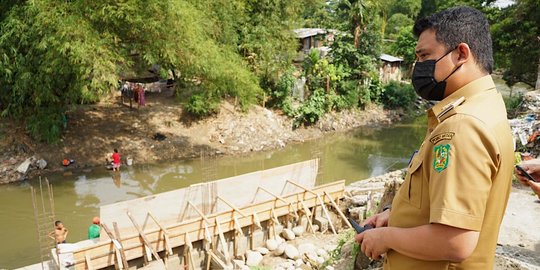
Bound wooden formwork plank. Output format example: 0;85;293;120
126;211;161;262
74;183;344;269
324;191;352;229
113;222;130;269
101;223;125;269
85;253;95;270
148;211;174;256
72;181;345;270
287;180;337;234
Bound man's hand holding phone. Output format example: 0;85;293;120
515;165;538;182
515;160;540;198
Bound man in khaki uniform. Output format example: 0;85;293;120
355;6;514;269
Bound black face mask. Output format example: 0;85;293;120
412;48;461;101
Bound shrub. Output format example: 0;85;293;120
293;88;328;128
504;94;523;117
184;92;220;118
380;81;417;109
26;107;66;143
334;80;360;110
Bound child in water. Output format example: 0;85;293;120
49;220;68;244
112;148;121;171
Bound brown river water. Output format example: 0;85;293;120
0;117;426;268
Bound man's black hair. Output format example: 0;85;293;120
413;6;493;74
55;220;62;226
114;148;118;153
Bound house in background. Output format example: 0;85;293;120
379;53;403;83
293;28;336;61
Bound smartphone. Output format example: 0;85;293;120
348;218;373;234
515;165;538;182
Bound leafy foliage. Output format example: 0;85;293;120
503;94;524;118
390;0;422;19
389;25;417;74
1;0;320;140
380;81;417;110
491;0;539;87
386;13;414;40
184;92;220;118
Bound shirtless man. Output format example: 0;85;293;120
49;220;68;244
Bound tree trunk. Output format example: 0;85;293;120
536;54;540;91
354;26;361;48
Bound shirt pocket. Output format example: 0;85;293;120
400;152;423;209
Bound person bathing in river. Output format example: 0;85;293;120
112;148;121;172
48;220;68;244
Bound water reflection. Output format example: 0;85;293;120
0;117;426;268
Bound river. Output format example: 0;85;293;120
0;117;426;269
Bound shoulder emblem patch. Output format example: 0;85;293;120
429;132;455;144
433;144;450;172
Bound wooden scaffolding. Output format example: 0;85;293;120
69;180;348;270
31;177;58;270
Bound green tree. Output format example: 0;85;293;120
491;0;540;87
337;0;380;48
390;0;422;19
390;26;417;72
386;13;414;40
0;0;268;141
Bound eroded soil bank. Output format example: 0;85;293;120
0;88;402;184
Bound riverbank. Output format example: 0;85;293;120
249;170;540;270
0;87;404;184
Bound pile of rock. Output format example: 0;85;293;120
234;225;339;270
341;170;405;222
210;107;296;153
0;155;47;184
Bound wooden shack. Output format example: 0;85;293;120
379;54;403;83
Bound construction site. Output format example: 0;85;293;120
23;160;351;270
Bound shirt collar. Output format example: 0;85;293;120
430;75;496;118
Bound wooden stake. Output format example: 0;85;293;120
69;181;346;270
184;232;196;270
186;201;213;243
324;191;352;229
216;196;247;217
85;253;95;270
112;222;130;269
205;250;212;270
214;217;231;264
317;194;337;234
253;187;302;219
126;211;161;262
101;223;126;269
208;250;229;269
147;211;173;256
287;180;337;234
299;199;314;233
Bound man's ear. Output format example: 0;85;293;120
455;43;471;64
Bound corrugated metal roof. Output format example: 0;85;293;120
293;28;327;39
380;54;403;62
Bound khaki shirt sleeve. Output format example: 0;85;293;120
428;114;500;231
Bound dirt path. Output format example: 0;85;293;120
496;185;540;269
